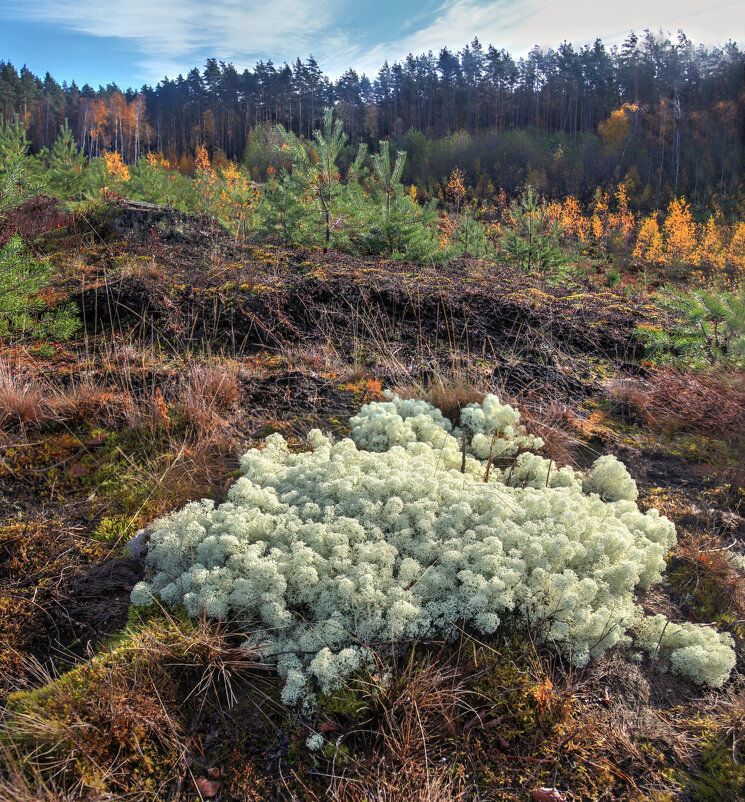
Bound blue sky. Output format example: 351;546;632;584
1;0;744;89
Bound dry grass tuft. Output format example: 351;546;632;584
0;360;52;430
394;376;486;424
672;533;745;622
328;768;470;802
51;374;118;425
0;609;272;799
610;368;745;439
517;399;580;468
610;368;745;509
174;362;241;446
121;257;166;283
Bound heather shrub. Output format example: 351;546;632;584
132;394;734;711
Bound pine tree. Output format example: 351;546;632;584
499;185;566;273
0;117;33;221
658;284;745;364
0;236;79;340
370;140;406;255
257;169;311;245
451;210;490;258
351;140;442;261
40;120;87;200
273;107;366;252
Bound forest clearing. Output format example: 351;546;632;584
0;20;744;801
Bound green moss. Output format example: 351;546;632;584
92;516;137;544
687;733;745;801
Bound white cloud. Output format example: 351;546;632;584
338;0;745;77
3;0;744;83
3;0;346;80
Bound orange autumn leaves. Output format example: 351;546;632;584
194;146;259;241
544;185;635;252
633;199;745;285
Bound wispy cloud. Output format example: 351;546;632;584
3;0;744;84
3;0;347;79
334;0;745;77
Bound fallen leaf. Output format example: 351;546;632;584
464;712;485;730
196;777;220;798
319;720;340;733
532;788;566;802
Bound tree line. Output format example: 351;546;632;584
1;29;744;209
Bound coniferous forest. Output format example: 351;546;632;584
2;29;744;207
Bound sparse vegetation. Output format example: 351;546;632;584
0;46;744;798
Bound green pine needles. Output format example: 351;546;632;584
260;109;446;261
644;284;745;366
268;108;367;253
38;121;87;202
0;236;79;341
352;140;442;261
499;185;567;273
0;116;34;222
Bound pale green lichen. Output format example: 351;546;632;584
131;394;732;706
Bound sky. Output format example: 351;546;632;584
1;0;744;89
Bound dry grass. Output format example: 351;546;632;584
672;533;745;621
610;368;745;439
517;399;581;468
610;368;745;510
120;257;166;283
0;360;52;430
328;769;470;802
0;609;273;800
393;375;486;424
51;373;119;425
281;340;343;375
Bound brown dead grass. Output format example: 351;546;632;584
393;376;486;424
120;257;166;283
611;367;745;510
672;533;745;621
0;609;273;800
0;360;52;430
610;368;745;439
